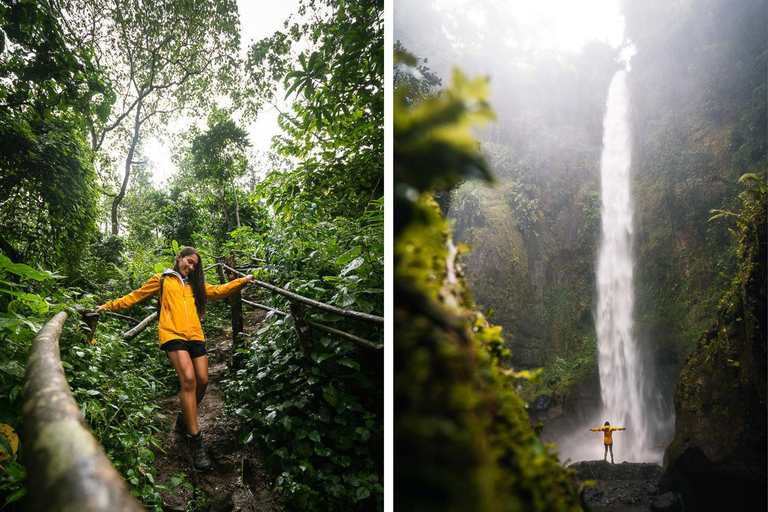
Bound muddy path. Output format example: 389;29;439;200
153;309;283;512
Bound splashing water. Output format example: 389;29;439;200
596;70;652;462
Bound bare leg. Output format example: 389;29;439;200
191;355;209;405
167;350;199;435
609;444;614;462
604;445;608;460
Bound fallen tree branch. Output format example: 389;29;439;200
120;312;158;340
23;312;146;512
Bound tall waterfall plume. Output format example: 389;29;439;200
596;70;651;462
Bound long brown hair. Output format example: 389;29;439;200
174;246;207;317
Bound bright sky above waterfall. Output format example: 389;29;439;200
433;0;625;52
510;0;624;51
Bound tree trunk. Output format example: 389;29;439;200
111;97;143;235
232;181;241;229
221;193;231;230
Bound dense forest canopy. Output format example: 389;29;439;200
0;0;383;510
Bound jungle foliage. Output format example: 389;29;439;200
395;0;767;413
0;0;382;510
394;52;583;512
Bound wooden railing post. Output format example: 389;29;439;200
224;255;244;351
22;312;146;512
289;301;313;369
80;309;100;343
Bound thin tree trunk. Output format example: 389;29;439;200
221;194;231;229
111;97;143;235
232;181;241;229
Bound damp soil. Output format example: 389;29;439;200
153;309;283;512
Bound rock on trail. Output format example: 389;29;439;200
569;460;683;512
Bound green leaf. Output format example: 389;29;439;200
0;254;49;281
334;246;361;266
0;361;24;378
4;487;26;505
341;257;365;276
337;358;360;370
314;445;331;457
356;487;371;501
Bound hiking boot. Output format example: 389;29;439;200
175;412;187;435
187;432;212;472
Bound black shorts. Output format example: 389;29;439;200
162;339;207;359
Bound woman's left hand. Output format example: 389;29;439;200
245;274;255;284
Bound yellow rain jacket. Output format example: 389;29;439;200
590;425;625;445
101;270;248;347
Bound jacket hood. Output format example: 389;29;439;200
163;268;185;281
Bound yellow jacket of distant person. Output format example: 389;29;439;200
101;270;247;347
590;425;625;445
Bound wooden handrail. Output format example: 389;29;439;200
22;311;147;512
306;320;383;350
215;263;384;325
241;299;382;350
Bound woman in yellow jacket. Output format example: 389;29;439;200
590;421;626;463
97;246;254;471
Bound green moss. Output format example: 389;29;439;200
395;62;583;512
518;337;598;403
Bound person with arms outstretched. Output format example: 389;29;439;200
97;246;254;471
590;421;626;463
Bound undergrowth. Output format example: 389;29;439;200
223;198;384;511
0;250;190;510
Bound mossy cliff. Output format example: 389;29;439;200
394;63;584;512
659;175;766;511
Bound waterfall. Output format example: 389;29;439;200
596;70;652;462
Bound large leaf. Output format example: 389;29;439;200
0;254;49;281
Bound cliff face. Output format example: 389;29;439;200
659;181;766;511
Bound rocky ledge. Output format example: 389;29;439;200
568;460;683;512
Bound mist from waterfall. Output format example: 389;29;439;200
596;70;652;462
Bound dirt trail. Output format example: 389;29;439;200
153;310;283;512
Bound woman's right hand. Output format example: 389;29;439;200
95;305;105;312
